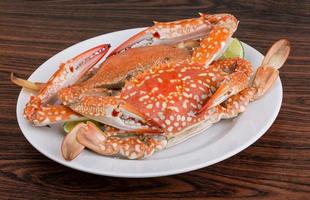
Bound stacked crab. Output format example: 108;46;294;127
12;13;290;160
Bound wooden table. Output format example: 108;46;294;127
1;1;309;199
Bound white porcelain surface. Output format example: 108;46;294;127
16;28;282;178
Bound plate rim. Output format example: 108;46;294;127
16;28;283;178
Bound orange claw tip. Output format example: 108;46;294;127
74;43;111;60
61;123;86;161
71;43;111;67
107;29;149;57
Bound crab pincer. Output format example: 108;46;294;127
109;13;238;63
24;44;111;126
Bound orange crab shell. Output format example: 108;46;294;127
120;57;254;136
120;61;215;135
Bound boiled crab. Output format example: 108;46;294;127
12;13;290;160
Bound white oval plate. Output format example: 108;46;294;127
16;28;282;178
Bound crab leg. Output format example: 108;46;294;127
31;104;87;126
77;121;167;160
197;58;253;113
58;85;162;132
11;73;45;91
253;39;290;99
108;15;211;56
24;44;111;125
33;44;110;104
192;13;238;66
109;13;238;65
61;121;167;160
62;123;87;161
199;39;290;114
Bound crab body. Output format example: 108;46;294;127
13;13;290;160
120;58;252;137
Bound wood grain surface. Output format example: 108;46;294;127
0;0;309;199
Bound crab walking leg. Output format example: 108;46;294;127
195;57;253;114
11;68;98;92
30;105;86;126
202;88;256;122
65;121;167;160
192;13;238;67
24;44;110;124
11;73;45;91
199;39;290;117
200;77;274;123
13;74;87;126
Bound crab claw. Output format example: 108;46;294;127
108;15;212;56
61;123;86;161
198;71;249;113
24;44;111;124
36;43;110;104
66;44;111;78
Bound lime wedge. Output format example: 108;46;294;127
63;121;83;133
63;120;101;133
220;38;244;59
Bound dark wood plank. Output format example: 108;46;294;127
0;0;309;199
